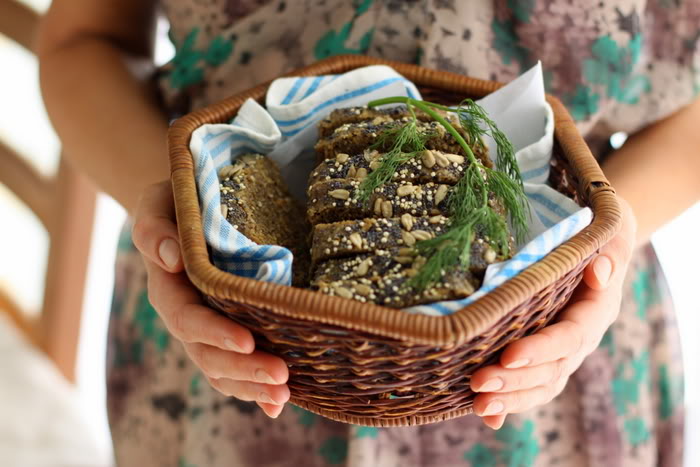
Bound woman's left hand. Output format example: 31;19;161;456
470;197;637;429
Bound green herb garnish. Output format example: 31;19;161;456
356;108;432;202
362;97;529;291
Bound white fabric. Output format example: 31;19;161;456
0;314;111;466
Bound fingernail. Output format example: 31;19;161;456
159;238;180;269
223;338;244;353
594;255;612;286
477;378;504;392
255;368;277;384
490;416;507;430
505;359;530;369
482;400;504;416
258;392;278;404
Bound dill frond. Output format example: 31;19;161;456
356;113;432;202
456;99;522;187
366;96;530;292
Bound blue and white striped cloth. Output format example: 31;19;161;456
189;63;593;316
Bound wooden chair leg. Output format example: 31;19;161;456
40;158;96;382
0;288;41;348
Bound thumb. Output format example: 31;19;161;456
132;181;183;273
584;196;636;291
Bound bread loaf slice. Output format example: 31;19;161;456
314;120;482;162
317;106;461;139
307;179;454;225
311;216;448;264
307;149;481;189
313;242;497;280
219;154;311;286
311;248;486;307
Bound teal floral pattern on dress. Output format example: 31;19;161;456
624;417;651;446
188;406;204;420
111;334;143;367
354;426;379;438
178;457;197;467
659;364;684;420
632;350;650;388
491;18;530;71
496;419;540;467
612;350;649;416
464;443;497;467
116;227;134;252
632;268;659;319
612;369;639;416
134;290;170;353
508;0;535;22
290;405;318;427
598;327;615;356
189;373;202;397
583;34;651;104
564;84;601;121
354;0;373;15
491;1;534;72
314;0;375;60
168;27;235;89
318;437;348;465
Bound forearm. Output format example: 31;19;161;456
39;37;168;213
602;97;700;246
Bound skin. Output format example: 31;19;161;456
38;0;700;425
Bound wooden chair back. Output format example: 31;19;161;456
0;0;97;382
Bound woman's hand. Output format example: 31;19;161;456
132;181;291;418
470;197;637;429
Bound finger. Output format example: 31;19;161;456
471;359;571;393
257;402;285;419
584;255;613;291
473;380;566;416
164;303;255;353
481;414;506;430
500;318;586;368
144;259;200;310
583;197;636;291
206;376;290;405
184;343;289;384
500;284;621;369
132;181;183;273
143;261;256;354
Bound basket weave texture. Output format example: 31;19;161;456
168;55;622;427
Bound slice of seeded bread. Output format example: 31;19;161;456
219;154;311;286
310;236;505;307
307;149;476;189
311;218;500;269
311;216;448;264
307;179;453;225
314;120;484;163
313;263;480;308
317;106;462;139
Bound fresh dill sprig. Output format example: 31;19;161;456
365;96;530;291
356;118;431;202
457;99;522;188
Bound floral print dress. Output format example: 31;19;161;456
107;1;698;466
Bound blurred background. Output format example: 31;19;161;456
0;1;698;465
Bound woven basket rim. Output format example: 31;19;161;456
168;55;621;346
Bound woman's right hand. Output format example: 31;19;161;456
132;181;291;418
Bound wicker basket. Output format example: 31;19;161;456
168;55;621;427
